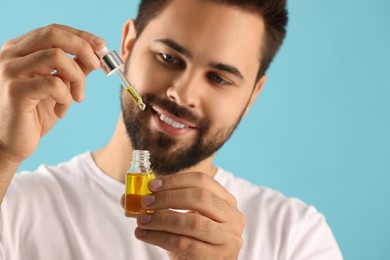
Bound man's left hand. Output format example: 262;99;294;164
132;171;245;260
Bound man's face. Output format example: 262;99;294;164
121;0;265;175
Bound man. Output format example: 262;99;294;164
0;0;343;259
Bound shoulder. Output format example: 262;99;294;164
215;168;343;259
14;152;92;179
215;167;326;226
215;168;309;214
6;152;93;198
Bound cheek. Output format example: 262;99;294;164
127;50;175;94
204;93;247;129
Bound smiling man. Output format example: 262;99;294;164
0;0;343;259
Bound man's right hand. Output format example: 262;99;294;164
0;24;105;164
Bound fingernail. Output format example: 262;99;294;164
92;55;101;68
78;93;85;102
92;36;105;46
142;195;155;207
149;179;163;190
138;214;151;224
135;228;148;237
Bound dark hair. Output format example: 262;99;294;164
135;0;288;82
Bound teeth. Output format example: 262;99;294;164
159;114;188;129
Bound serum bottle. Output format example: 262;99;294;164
125;150;155;217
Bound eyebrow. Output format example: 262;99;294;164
209;62;244;80
154;39;193;58
154;38;245;81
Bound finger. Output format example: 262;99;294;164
1;30;36;51
10;76;72;118
149;172;238;207
6;24;104;72
3;24;105;51
120;194;125;208
141;189;230;222
7;49;85;102
54;24;105;76
137;212;226;245
74;56;98;77
134;227;219;259
1;34;27;51
49;24;106;51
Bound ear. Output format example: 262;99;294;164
243;74;267;117
120;20;138;62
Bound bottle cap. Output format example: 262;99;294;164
95;47;124;76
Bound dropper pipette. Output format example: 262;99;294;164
95;47;146;111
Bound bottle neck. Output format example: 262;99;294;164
130;150;151;173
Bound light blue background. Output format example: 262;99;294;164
1;0;389;259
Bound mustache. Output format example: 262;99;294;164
143;94;201;125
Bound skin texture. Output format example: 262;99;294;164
0;0;268;259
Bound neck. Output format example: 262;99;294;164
92;114;217;183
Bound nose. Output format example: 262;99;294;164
165;70;203;109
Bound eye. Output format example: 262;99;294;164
157;52;184;67
207;73;231;85
161;53;176;63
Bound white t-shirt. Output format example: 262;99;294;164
0;152;343;260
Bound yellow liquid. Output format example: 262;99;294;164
125;87;146;111
125;87;138;102
125;172;155;216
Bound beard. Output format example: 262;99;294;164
121;92;243;176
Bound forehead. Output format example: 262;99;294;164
138;0;265;81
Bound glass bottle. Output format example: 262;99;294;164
125;150;155;217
